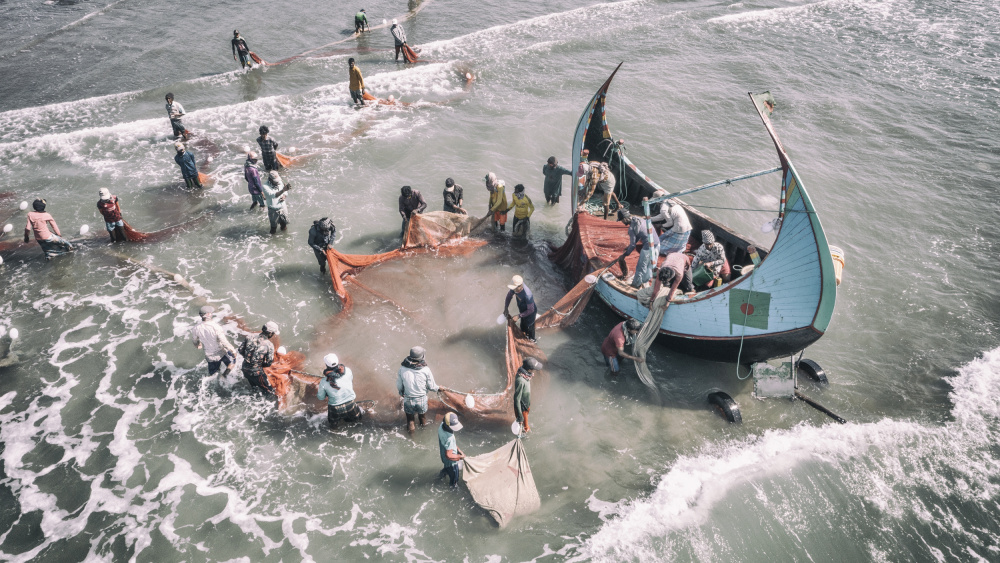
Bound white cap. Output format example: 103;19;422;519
263;321;279;335
324;353;339;367
507;275;523;290
98;188;111;200
392;18;398;24
247;151;258;160
174;141;184;150
444;412;462;431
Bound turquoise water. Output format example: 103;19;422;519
1;0;999;560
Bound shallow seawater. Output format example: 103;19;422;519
1;0;999;561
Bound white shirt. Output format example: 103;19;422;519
166;101;185;120
396;365;439;399
654;202;691;234
190;320;234;361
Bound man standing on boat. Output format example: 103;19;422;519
617;210;658;289
503;275;537;341
541;156;572;205
653;199;692;256
601;318;643;375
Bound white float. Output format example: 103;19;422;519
9;328;18;339
464;394;475;408
277;346;287;355
19;201;28;210
3;224;12;233
79;224;90;235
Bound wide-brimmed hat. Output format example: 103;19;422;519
507;275;523;290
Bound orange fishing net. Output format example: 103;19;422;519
324;211;490;311
402;44;419;63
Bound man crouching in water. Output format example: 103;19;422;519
239;321;278;393
396;346;439;433
318;353;364;428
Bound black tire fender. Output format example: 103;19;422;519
708;391;742;424
797;359;828;384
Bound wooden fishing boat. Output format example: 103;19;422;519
565;65;840;365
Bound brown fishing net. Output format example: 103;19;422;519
325;211;490;311
402;44;420;63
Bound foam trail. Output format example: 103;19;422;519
0;0;134;59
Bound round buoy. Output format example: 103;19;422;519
464;394;475;408
496;314;506;325
173;274;184;283
465;73;472;80
19;201;28;210
3;224;12;233
0;256;4;265
510;421;521;435
797;359;828;384
8;328;19;340
277;346;287;355
584;274;598;284
382;19;387;25
708;391;742;424
79;224;90;235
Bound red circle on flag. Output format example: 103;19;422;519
740;303;755;315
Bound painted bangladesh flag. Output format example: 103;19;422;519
729;289;771;333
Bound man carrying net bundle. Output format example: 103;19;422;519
398;185;427;238
308;217;336;273
601;318;643;376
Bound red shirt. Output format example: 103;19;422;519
97;196;122;223
25;211;59;240
601;321;627;357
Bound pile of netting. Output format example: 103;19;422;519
324;211;491;311
535;213;635;329
462;438;540;528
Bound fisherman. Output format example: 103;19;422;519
617;209;658;289
232;30;254;69
348;58;366;106
173;142;203;189
542;156;572;205
354;9;369;33
307;217;337;273
190;305;237;377
581;162;620;219
655;199;692;255
238;321;278;393
390;19;407;61
244;152;266;211
438;412;465;487
318;353;364;428
256;125;281;172
164;93;188;141
396;346;440;433
443;178;466;214
503;275;537;341
262;170;292;234
577;149;592;179
23;199;74;260
601;318;643;375
96;188;127;243
510;184;535;239
514;358;542;433
692;229;730;288
398;185;427;238
660;251;696;301
485;173;509;232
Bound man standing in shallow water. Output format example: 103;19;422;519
239;321;278;393
190;306;237;377
397;346;439;433
438;412;465;487
348;58;366;106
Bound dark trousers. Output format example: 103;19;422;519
680;265;695;294
207;352;235;376
170;119;185;137
394;44;404;60
512;216;530;238
520;312;536;341
313;248;328;271
441;464;460;487
327;401;362;427
237;52;250;68
242;367;275;393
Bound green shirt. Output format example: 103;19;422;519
355;12;368;24
513;369;531;422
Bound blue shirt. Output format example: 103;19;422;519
504;285;536;318
438;423;458;468
174;150;198;178
317;367;356;405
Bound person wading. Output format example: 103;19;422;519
438;412;465;488
396;346;439;433
238;321;278;393
601;318;643;375
485;173;509;232
164;93;188;141
256;125;282;172
96;188;127;242
514;358;542;433
398;185;427;238
510;183;535;239
542;156;572;205
503;275;537;341
308;217;337;273
232;30;254;69
354;9;369;33
174;142;203;189
348;58;366;106
318;353;364;428
262;170;292;234
244;152;266;211
443;178;466;214
190;305;237;377
23;199;74;260
390;19;408;61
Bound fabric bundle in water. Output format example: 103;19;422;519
402;44;419;63
462;438;540;528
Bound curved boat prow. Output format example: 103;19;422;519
570;63;622;211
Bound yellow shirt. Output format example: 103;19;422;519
511;193;534;219
349;66;365;91
489;185;509;213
